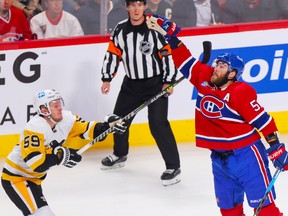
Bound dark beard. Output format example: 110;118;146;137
211;74;229;87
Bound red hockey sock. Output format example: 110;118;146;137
220;204;245;216
254;202;282;216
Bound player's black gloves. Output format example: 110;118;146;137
53;146;82;168
47;140;82;168
267;143;288;171
104;114;127;135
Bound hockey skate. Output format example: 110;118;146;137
161;168;181;186
101;154;127;170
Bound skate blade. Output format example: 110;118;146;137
100;162;125;170
162;176;181;186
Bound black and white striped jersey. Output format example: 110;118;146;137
101;17;178;83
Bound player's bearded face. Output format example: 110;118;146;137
210;61;229;86
49;99;63;122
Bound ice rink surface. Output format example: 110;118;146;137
1;140;288;216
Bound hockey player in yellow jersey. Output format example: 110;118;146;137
1;89;127;216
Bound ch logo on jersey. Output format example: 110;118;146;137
139;40;152;55
200;95;224;118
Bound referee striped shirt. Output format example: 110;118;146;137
101;18;177;83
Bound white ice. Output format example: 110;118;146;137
1;142;288;216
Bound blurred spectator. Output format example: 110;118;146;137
171;0;222;28
278;0;288;19
30;0;84;38
217;0;227;8
107;0;127;33
75;0;126;35
220;0;287;24
194;0;222;26
74;0;111;35
74;0;101;35
146;0;172;19
171;0;196;27
164;0;173;4
12;0;42;19
13;0;42;18
62;0;86;13
0;0;33;42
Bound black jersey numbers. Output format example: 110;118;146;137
23;135;40;148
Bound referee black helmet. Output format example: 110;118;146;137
125;0;146;5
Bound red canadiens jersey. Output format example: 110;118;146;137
172;45;278;150
0;6;32;41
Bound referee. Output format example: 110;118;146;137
100;0;181;186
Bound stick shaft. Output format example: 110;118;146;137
254;169;281;216
77;76;185;155
77;40;212;155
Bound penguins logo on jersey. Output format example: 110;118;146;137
200;95;224;118
139;40;152;55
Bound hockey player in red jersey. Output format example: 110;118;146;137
146;14;287;216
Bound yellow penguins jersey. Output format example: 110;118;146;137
2;110;98;185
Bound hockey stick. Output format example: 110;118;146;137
253;169;281;216
77;76;184;155
201;41;212;64
77;41;212;155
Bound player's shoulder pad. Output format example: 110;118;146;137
230;81;257;97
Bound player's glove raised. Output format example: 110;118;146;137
54;146;82;168
146;14;181;40
104;114;127;135
267;143;288;171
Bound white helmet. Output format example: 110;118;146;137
33;89;64;116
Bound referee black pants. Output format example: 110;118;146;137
113;75;180;170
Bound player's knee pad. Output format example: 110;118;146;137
254;202;282;216
30;206;55;216
220;204;245;216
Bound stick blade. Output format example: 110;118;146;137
201;41;212;64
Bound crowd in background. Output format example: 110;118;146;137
1;0;288;42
